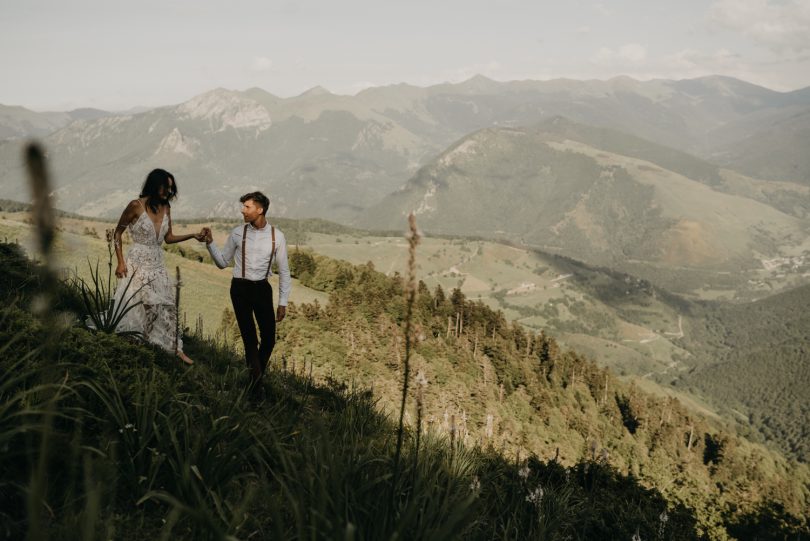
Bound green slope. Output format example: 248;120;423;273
679;285;810;461
5;204;809;468
3;240;809;538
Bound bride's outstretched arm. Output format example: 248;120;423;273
114;200;139;278
163;209;201;244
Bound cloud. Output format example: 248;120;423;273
251;56;273;72
593;3;611;17
592;43;648;66
576;25;592;34
663;48;741;71
653;47;810;91
709;0;810;52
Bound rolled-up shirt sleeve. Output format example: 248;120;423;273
275;233;291;306
207;231;237;269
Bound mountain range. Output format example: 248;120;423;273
3;75;809;535
0;104;118;140
0;74;808;225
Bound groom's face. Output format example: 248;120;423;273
241;199;264;222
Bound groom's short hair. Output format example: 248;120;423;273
240;192;270;216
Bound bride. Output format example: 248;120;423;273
112;169;206;365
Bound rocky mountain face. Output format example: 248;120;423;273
0;75;808;223
0;88;434;221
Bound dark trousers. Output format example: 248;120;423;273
230;278;276;385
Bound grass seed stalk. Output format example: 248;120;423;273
394;213;421;485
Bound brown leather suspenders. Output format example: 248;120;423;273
241;224;249;278
265;226;276;279
241;224;276;280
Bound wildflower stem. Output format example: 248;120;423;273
175;266;181;355
23;141;60;541
25;143;55;259
393;213;420;491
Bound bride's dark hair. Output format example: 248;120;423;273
140;169;177;214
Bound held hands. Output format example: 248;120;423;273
195;227;211;242
115;262;128;278
197;227;213;244
276;306;286;322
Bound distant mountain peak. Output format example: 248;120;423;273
176;88;272;132
207;86;233;95
607;74;637;83
691;74;758;87
297;85;333;98
464;74;496;84
355;81;420;96
67;107;111;121
455;74;501;93
245;86;280;98
606;74;643;89
182;87;240;103
674;75;777;100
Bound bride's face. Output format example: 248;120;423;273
158;178;175;202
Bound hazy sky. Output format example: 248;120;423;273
2;0;809;111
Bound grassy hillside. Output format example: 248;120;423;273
0;211;329;337
5;206;809;469
0;243;709;540
1;208;691;382
3;239;809;539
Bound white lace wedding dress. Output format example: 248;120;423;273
112;204;183;353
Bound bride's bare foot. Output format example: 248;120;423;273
177;351;194;365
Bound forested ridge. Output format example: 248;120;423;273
481;241;810;466
680;286;810;462
259;247;809;537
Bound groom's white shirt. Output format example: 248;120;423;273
207;222;291;306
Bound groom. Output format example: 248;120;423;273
204;192;291;390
